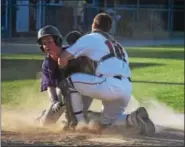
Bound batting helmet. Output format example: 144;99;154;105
65;31;82;45
37;25;63;52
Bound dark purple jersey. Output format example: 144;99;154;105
41;55;61;92
40;45;70;92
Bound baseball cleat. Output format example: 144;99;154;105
75;121;88;132
135;107;155;135
88;120;102;134
60;120;75;132
127;107;155;136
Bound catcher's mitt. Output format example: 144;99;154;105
65;56;96;77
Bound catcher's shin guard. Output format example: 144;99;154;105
59;78;80;130
126;107;155;136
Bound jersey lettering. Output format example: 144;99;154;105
105;40;126;62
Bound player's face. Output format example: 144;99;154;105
41;35;60;60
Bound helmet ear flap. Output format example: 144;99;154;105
37;39;45;52
40;45;45;52
54;36;62;46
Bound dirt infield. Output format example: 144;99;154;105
1;126;184;146
2;98;184;146
1;110;184;147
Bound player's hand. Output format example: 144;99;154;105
58;57;68;68
52;102;64;113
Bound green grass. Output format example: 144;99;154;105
128;46;184;112
1;46;184;112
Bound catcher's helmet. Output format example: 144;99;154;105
37;25;63;52
65;31;82;45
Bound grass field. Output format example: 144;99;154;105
1;45;184;112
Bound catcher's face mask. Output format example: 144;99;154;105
41;35;60;60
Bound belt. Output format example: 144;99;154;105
113;75;131;82
98;74;131;82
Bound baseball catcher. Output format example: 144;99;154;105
36;26;94;129
57;13;156;136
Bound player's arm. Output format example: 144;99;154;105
58;36;91;68
47;87;59;104
41;58;60;103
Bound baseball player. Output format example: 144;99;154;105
35;25;65;126
58;13;155;135
36;26;94;129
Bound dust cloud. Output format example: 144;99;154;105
1;79;49;133
2;93;184;134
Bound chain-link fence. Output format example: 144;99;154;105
1;0;184;40
115;7;184;39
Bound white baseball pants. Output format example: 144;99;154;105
69;73;132;125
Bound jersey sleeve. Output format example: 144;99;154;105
66;35;91;59
41;57;59;92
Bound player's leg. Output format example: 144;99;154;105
100;99;127;126
109;97;155;135
86;99;127;133
70;73;131;126
55;87;91;130
71;73;132;101
62;95;93;129
81;95;93;120
100;96;155;135
87;100;155;136
69;73;155;135
111;107;155;136
59;73;131;129
82;96;93;111
59;78;88;131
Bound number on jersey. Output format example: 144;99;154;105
105;40;126;62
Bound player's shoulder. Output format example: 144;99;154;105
78;32;102;43
79;33;92;39
72;33;93;45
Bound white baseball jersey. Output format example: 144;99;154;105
66;32;132;125
66;32;131;78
